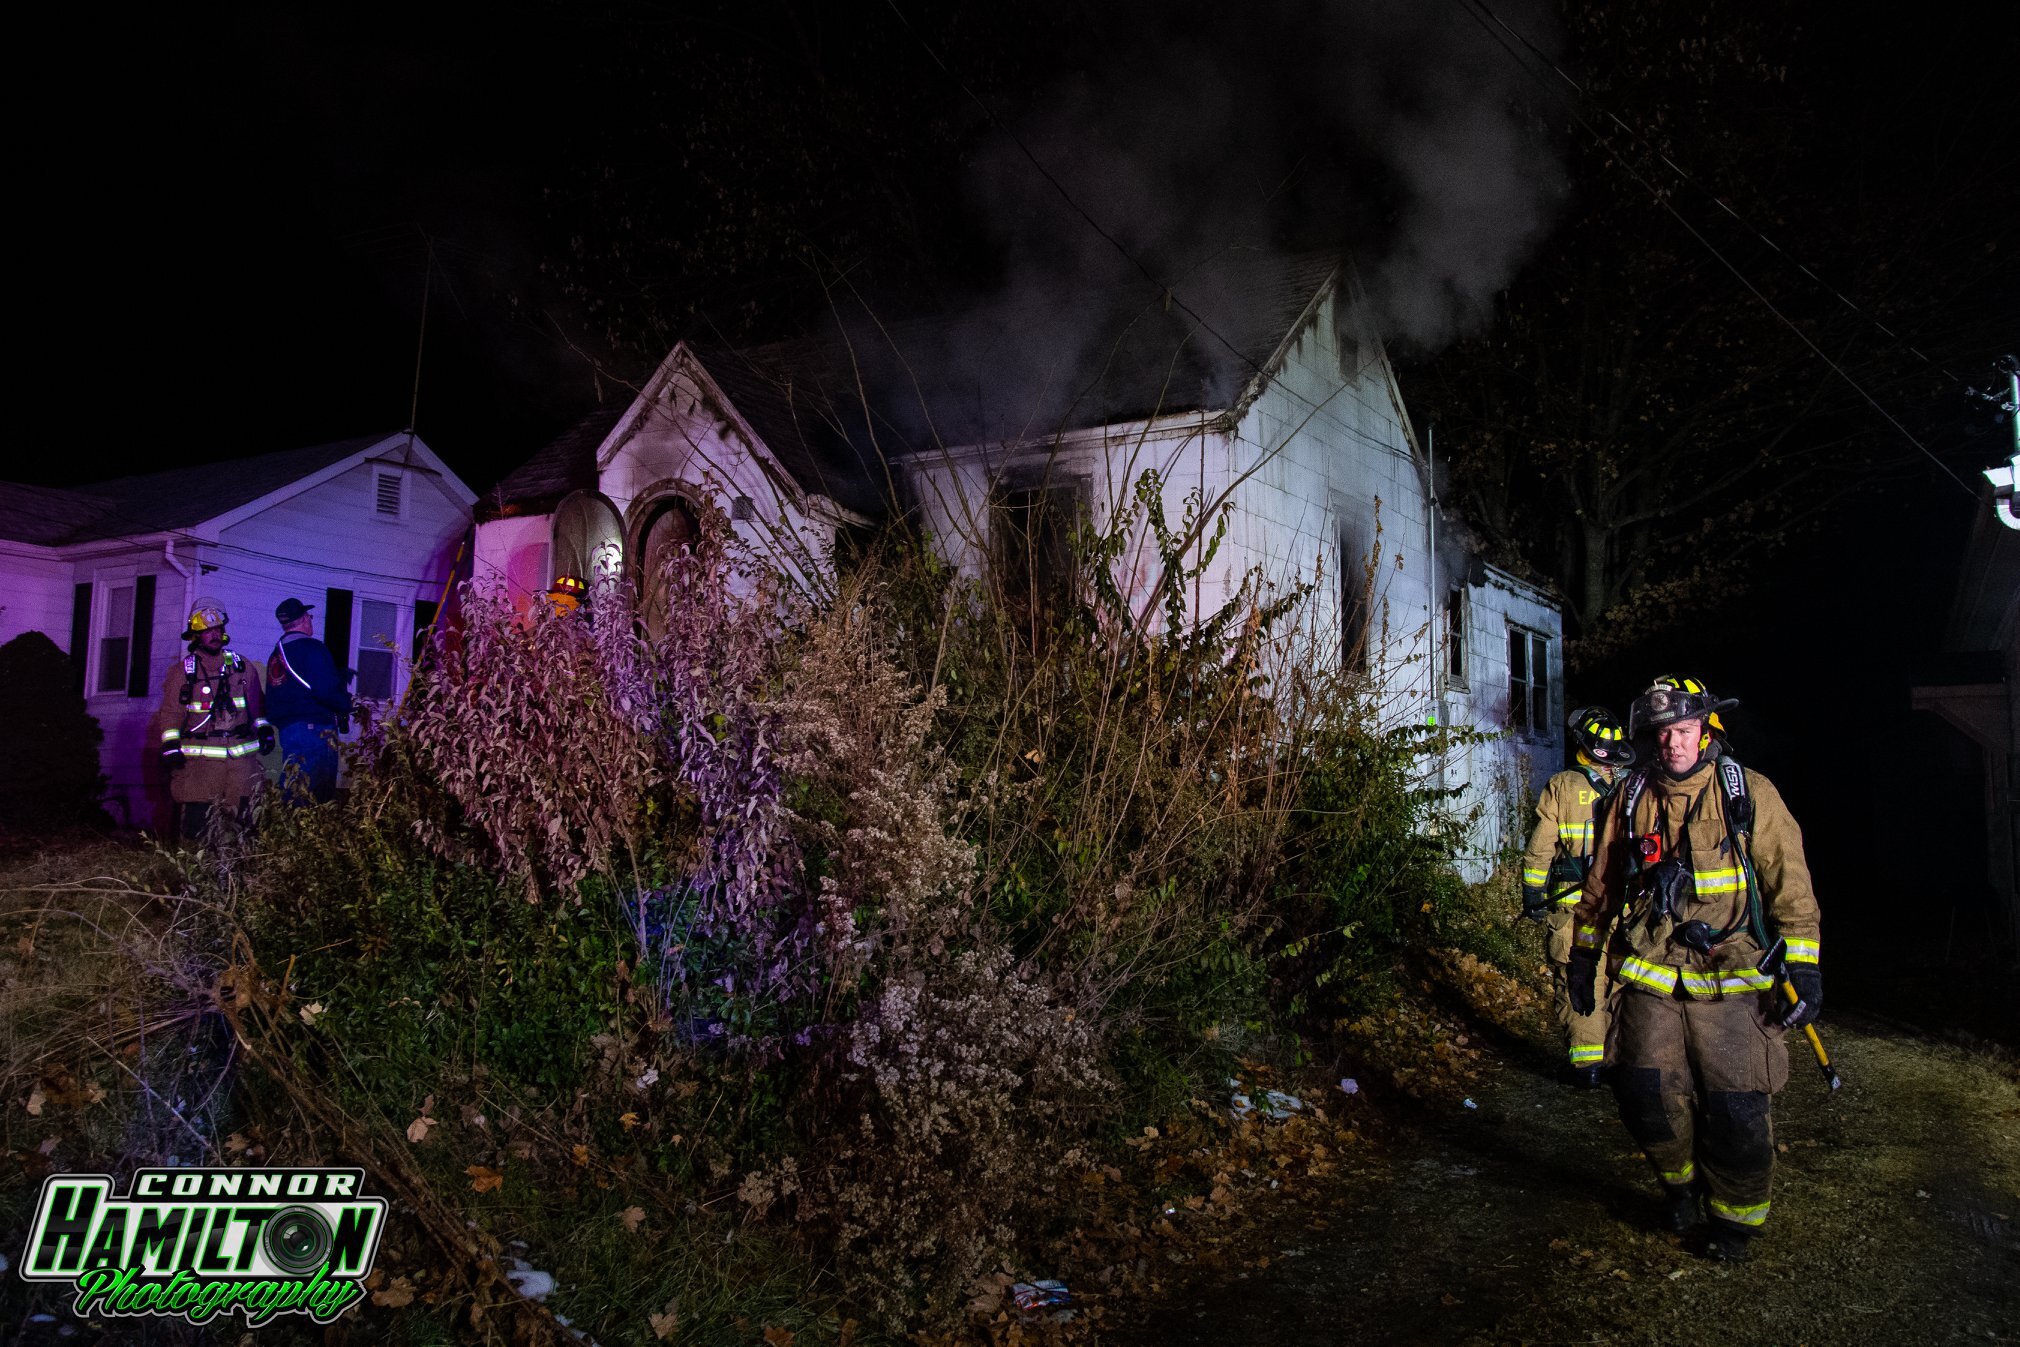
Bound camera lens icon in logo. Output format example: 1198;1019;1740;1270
263;1205;334;1276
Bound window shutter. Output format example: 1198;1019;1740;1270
69;583;92;693
413;600;438;663
324;588;354;676
126;574;156;697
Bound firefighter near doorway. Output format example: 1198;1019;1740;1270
1522;706;1635;1087
1568;678;1823;1262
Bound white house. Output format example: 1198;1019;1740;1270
872;251;1565;874
473;343;878;623
0;432;475;831
481;251;1566;876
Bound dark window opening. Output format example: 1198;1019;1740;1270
1338;520;1371;674
1509;627;1549;735
1445;588;1466;685
994;479;1082;637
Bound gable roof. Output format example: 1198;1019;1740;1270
480;408;625;519
707;249;1343;459
478;251;1346;521
1;433;473;547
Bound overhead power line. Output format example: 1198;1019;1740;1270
1453;0;1980;499
1459;0;1988;398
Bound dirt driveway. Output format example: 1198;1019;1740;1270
1117;1015;2020;1346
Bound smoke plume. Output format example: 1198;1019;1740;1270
860;0;1566;446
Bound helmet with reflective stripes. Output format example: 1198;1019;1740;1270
184;598;231;640
1649;673;1728;736
1566;705;1637;765
1630;676;1737;737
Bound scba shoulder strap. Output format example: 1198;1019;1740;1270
1717;755;1753;834
1712;754;1772;948
1618;767;1649;844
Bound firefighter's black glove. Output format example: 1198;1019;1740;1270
257;723;278;755
1568;949;1599;1016
161;745;184;772
1521;886;1551;922
1779;966;1823;1028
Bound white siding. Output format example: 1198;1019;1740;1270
598;357;840;589
899;278;1566;882
0;544;76;652
473;514;555;616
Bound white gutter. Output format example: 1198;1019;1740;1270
162;537;197;630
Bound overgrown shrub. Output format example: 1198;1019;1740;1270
191;476;1502;1338
0;631;106;835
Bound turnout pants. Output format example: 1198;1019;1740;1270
1546;907;1612;1068
1611;985;1790;1232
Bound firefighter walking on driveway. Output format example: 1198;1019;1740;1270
1522;706;1635;1087
153;599;274;841
1568;677;1822;1262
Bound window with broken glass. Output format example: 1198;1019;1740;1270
1507;626;1550;736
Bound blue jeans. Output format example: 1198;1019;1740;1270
277;721;339;803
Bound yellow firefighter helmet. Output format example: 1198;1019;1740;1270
183;598;231;641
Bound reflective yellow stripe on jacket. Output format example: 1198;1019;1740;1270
1619;955;1774;999
1785;938;1820;965
1692;865;1747;897
179;741;262;760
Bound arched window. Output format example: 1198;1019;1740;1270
550;491;625;592
635;495;700;637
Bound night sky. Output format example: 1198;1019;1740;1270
23;3;2019;953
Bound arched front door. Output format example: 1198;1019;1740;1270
635;495;700;637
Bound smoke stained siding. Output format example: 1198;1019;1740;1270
900;272;1564;879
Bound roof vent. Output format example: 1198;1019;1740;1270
731;495;757;522
375;471;403;517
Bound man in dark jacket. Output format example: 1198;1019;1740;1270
264;597;351;803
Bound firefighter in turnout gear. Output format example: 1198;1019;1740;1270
1522;707;1636;1087
1568;679;1822;1261
153;599;273;840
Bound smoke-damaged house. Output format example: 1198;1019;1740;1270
0;434;475;830
476;252;1564;874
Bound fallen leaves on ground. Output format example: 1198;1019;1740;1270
649;1300;680;1340
406;1094;438;1144
619;1205;647;1233
372;1275;417;1308
466;1165;503;1194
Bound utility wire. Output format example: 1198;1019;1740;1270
1453;0;1980;498
1460;0;1994;398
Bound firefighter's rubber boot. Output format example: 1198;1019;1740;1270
1564;1065;1604;1090
1660;1186;1700;1234
1704;1221;1755;1263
